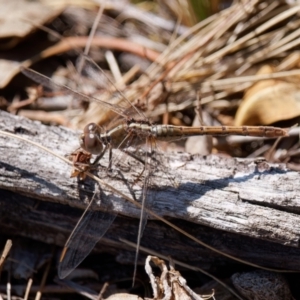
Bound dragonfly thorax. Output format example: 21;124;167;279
80;123;105;155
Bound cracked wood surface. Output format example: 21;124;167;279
1;111;300;270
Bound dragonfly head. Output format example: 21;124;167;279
80;123;104;154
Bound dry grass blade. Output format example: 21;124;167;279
77;3;105;75
0;240;12;269
35;250;53;300
0;240;12;284
24;279;33;300
76;1;300;132
97;282;109;300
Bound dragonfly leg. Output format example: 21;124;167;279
124;150;147;181
91;144;109;166
108;146;113;170
122;149;145;165
122;149;146;186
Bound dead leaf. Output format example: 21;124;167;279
185;112;213;155
0;0;64;48
145;255;213;300
0;59;21;89
235;65;300;125
0;0;65;88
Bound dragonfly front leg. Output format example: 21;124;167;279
91;143;110;166
108;146;113;170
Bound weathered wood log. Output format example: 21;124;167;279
1;110;300;272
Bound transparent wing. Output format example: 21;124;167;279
131;138;157;284
81;55;145;120
58;192;116;279
21;67;128;119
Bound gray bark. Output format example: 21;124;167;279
1;110;300;270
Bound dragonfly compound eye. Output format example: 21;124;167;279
84;123;99;134
80;123;103;154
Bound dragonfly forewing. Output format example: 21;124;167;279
20;67;128;119
58;193;116;279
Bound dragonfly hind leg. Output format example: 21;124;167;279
121;149;148;186
90;144;110;166
122;149;146;165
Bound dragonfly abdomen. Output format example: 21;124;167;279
151;125;288;140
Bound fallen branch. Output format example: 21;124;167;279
1;111;300;271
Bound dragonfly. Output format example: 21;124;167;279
21;63;288;280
